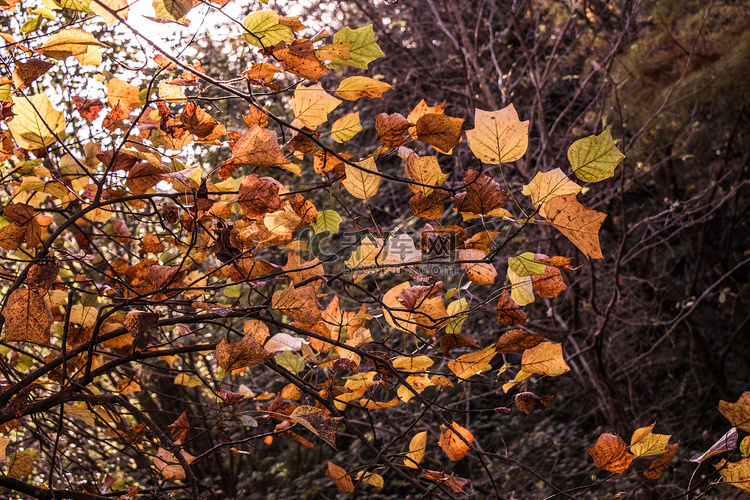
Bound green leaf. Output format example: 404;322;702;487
152;0;192;23
331;112;362;143
21;15;43;34
311;210;343;234
56;0;93;13
328;25;384;69
276;350;305;375
508;252;546;277
741;436;750;457
568;129;625;182
242;11;294;48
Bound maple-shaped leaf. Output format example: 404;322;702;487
718;392;750;432
587;432;636;473
439;422;474;461
242;10;294;48
715;457;750;493
545;194;607;259
237;174;283;219
216;333;272;371
452;170;507;216
335;76;392;100
521;341;570;376
644;442;679;479
326;462;354;492
416;113;464;154
330;112;362;143
154;448;195;481
328;24;384;69
9;93;65;150
448;345;496;380
630;422;671;457
407;99;446;138
532;266;567;298
404;431;427;468
568;130;625;182
342;157;381;200
106;78;141;108
180;101;222;138
232;125;288;168
167;412;190;444
459;249;497;286
466;105;529;164
243;62;281;83
1;288;53;345
72;96;105;122
375;112;410;148
272;39;328;81
404;153;449;197
689;427;737;463
12;58;53;90
496;289;527;325
271;285;322;323
495;329;546;353
283;251;324;291
291;83;341;128
521;168;582;218
515;392;554;414
36;28;108;60
291;405;342;449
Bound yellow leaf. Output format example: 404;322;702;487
397;373;433;402
392;355;433;372
331;112;362;143
264;206;302;235
521;168;582;218
242;10;294;48
447;345;496;380
466;105;529;164
0;437;11;460
521;341;570;376
507;268;535;306
291;82;341;128
715;457;750;492
404;431;427;469
158;81;186;103
9;93;65;150
354;471;384;488
718;392;750;432
90;0;129;25
502;370;532;393
35;28;107;60
630;422;671;457
404;153;449;197
342;157;381;200
335;76;392;100
545;194;607;260
459;249;496;286
75;45;102;65
106;77;141;108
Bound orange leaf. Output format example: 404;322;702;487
375;112;410;148
495;329;546;353
232;125;288;168
325;462;354;492
216;333;272;371
1;288;53;345
586;432;635;473
439;422;473;461
496;289;527;326
545;194;606;259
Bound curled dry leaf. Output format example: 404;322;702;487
290;405;342;449
420;470;470;494
375;112;410;148
167;412;190;444
586;432;635;473
452;170;507;216
689;427;737;463
215;333;272;371
495;329;546;353
515;392;554;414
439;422;474;461
644;442;679;480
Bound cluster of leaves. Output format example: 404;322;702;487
0;0;747;498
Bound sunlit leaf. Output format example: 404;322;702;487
586;432;635;473
718;392;750;432
545;194;606;260
447;345;496;380
521;341;570;376
466;105;529;164
342;157;381;200
35;28;107;60
439;422;473;461
242;10;294;48
335;76;391;100
326;462;354;492
715;457;750;493
9;93;65;150
291;83;341;128
328;24;384;69
330;112;362;143
404;431;427;468
630;423;671;457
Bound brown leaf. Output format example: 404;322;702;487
545;194;606;259
167;412;190;444
123;310;159;337
718;392;750;432
420;224;467;255
126;162;167;195
326;462;354;492
644;442;679;479
148;265;184;289
515;392;554;414
532;266;567;298
272;285;322;323
415;113;464;153
439;332;479;357
406;99;446;139
439;422;473;461
586;432;636;473
375;112;410;148
243;63;280;83
140;234;164;254
27;256;60;294
291;405;341;449
237;174;284;219
72;96;105;122
420;470;470;493
2;288;53;345
215;333;272;371
180;101;221;138
496;290;527;326
409;189;448;219
113;218;131;244
271;39;328;81
452;170;507;216
12;58;53;90
232;125;288;168
154;448;195;481
495;329;545;353
283;251;324;291
459;249;496;285
397;281;443;309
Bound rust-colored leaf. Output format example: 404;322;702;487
496;290;527;326
586;432;635;473
272;285;322;323
420;224;467;255
532;266;567;298
123;310;159;337
375;112;410;148
167;412;190;444
452;169;507;216
232;125;288;168
326;462;354;492
439;422;473;461
12;58;53;90
515;392;554;414
237;174;283;219
216;333;272;371
409;189;448;219
439;332;479;357
271;39;328;81
154;448;195;481
495;329;545;353
27;257;60;294
459;249;496;285
545;194;606;259
180;101;222;139
644;442;679;479
2;288;52;345
415;113;464;154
